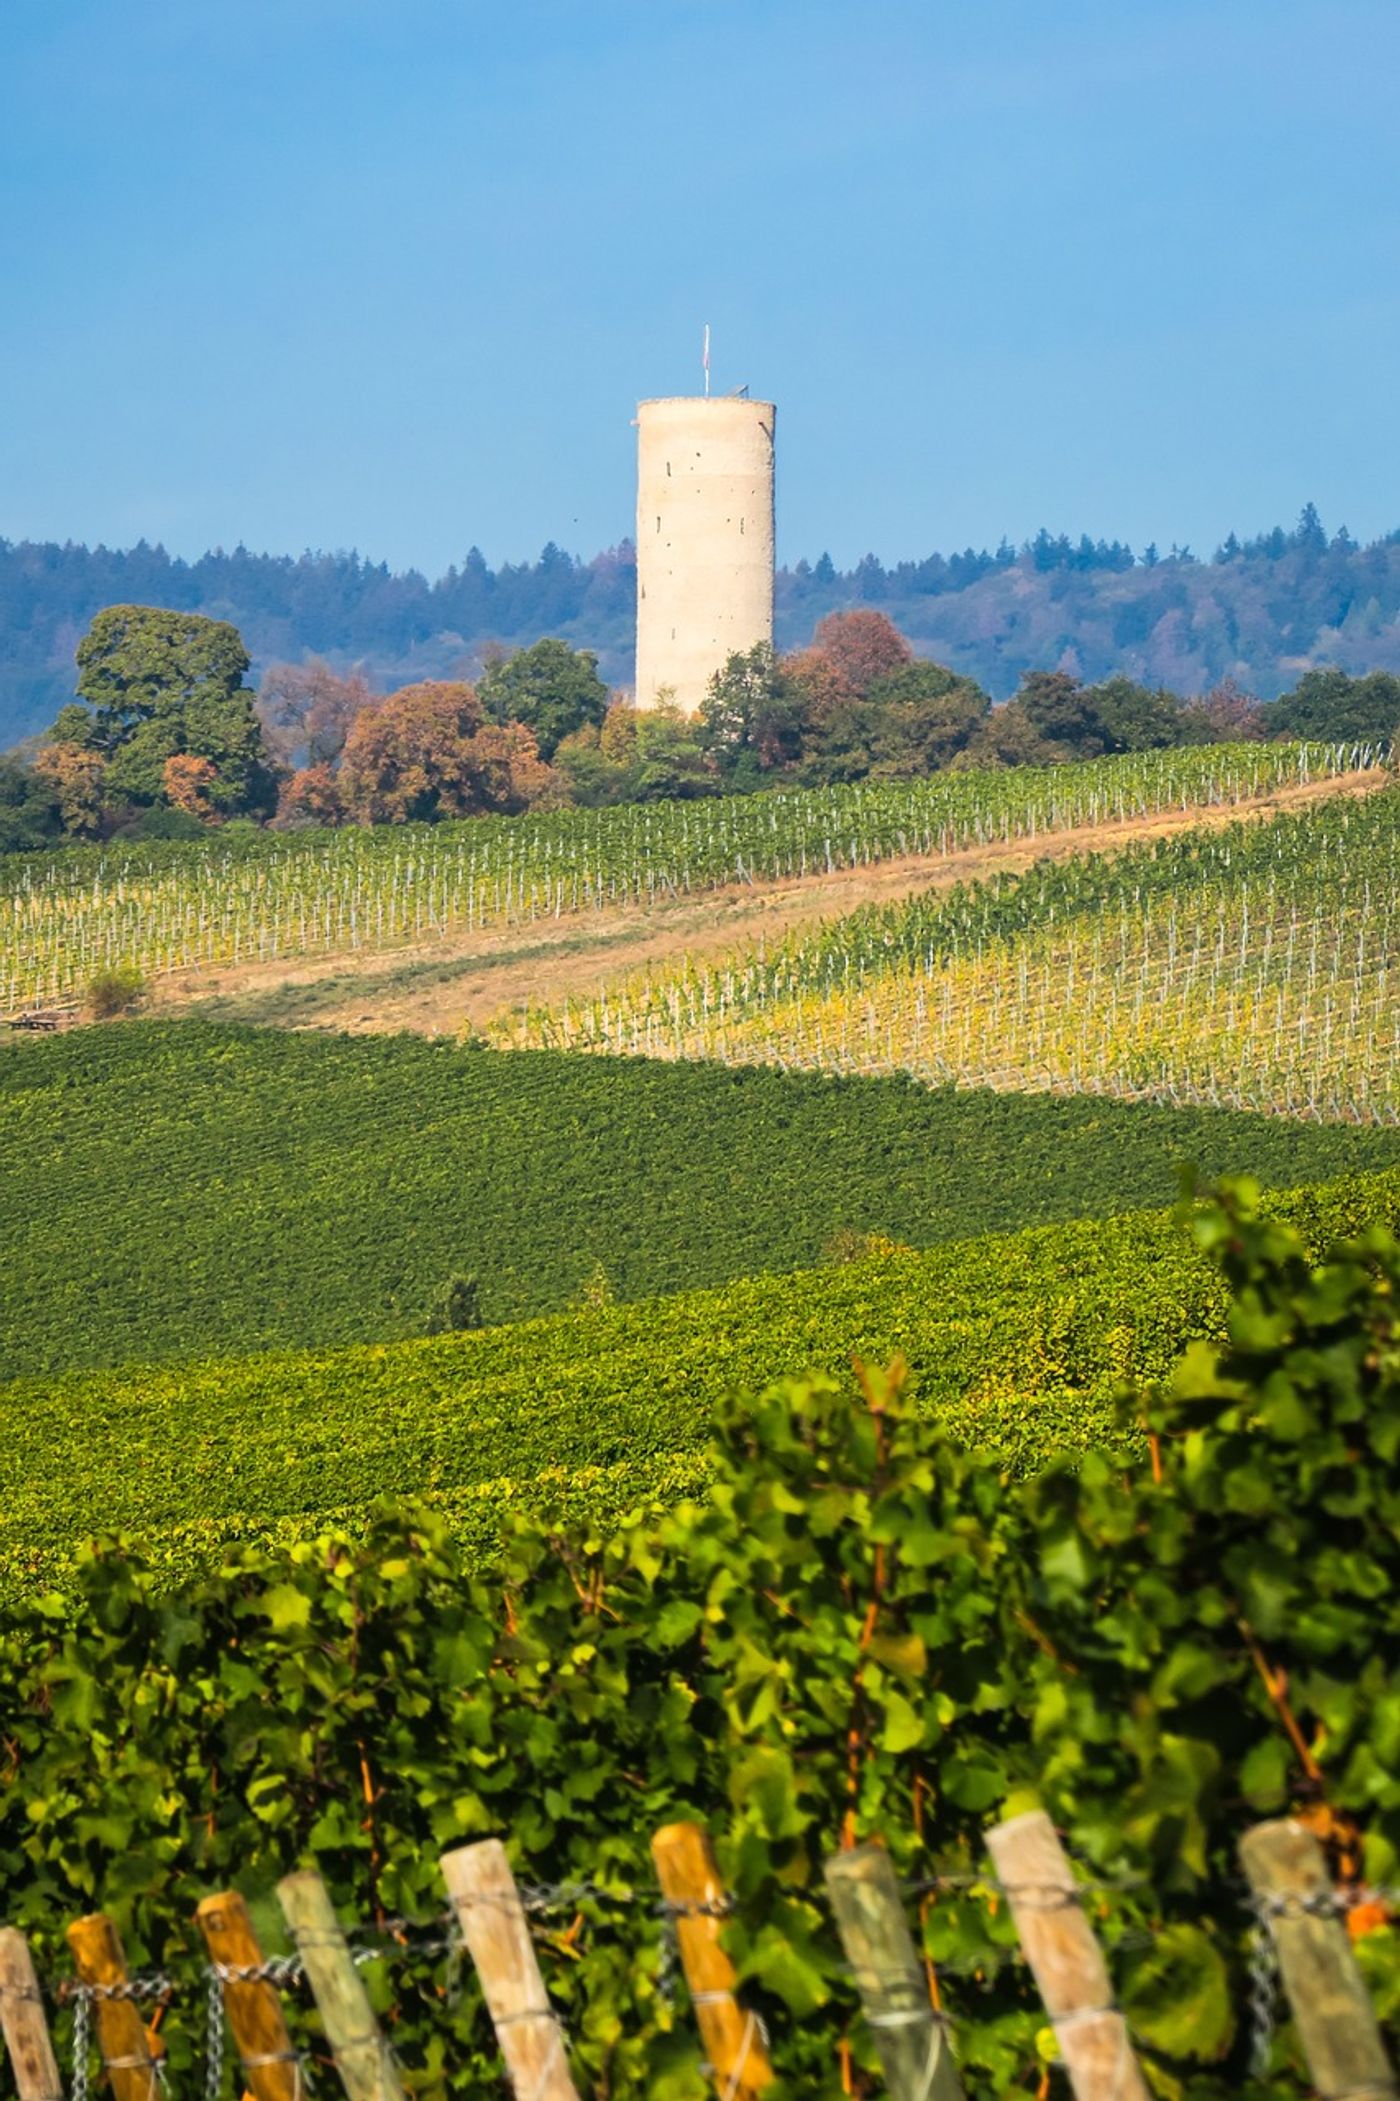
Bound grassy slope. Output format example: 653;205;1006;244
4;1163;1398;1592
5;1019;1400;1376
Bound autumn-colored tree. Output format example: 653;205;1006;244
456;721;563;816
338;681;561;824
809;610;912;702
599;699;640;761
257;660;376;769
781;646;848;719
1185;677;1267;742
31;743;108;838
162;753;219;821
275;764;347;828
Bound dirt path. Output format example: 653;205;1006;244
156;769;1387;1039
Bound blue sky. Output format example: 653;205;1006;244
2;0;1398;573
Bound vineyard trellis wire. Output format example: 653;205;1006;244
0;743;1376;1011
499;779;1400;1125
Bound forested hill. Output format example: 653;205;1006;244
4;506;1399;746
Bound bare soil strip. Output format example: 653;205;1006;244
155;769;1387;1040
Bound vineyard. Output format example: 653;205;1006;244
0;742;1372;1007
0;1184;1398;2099
504;786;1400;1123
7;1021;1400;1376
2;1161;1396;1593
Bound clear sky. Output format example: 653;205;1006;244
2;0;1398;575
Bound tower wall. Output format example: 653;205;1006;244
634;395;775;714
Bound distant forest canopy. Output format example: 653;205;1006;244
3;503;1400;748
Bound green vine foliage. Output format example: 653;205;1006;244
2;1183;1399;2096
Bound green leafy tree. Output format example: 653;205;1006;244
477;638;610;760
1269;667;1400;744
1085;675;1195;752
630;704;719;801
0;756;63;851
961;698;1063;768
850;659;991;777
699;644;809;786
54;606;277;817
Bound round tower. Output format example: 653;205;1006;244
634;395;775;714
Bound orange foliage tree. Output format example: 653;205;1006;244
162;753;219;821
337;681;561;824
275;764;347;828
808;610;913;703
31;743;107;839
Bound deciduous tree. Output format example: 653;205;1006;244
31;743;108;838
54;605;277;817
477;637;610;760
338;680;561;823
809;609;912;702
275;764;348;828
257;660;375;768
163;753;219;821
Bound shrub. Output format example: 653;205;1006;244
425;1271;482;1334
84;964;145;1019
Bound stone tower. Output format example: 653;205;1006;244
634;394;775;714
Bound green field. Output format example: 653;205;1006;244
3;1162;1397;1592
6;1019;1400;1376
504;787;1400;1122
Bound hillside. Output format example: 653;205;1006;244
4;510;1398;744
0;743;1358;1010
5;1021;1400;1378
506;785;1400;1124
3;1163;1397;1593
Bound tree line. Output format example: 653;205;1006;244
1;599;1396;854
3;505;1400;746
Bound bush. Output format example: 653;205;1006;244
425;1271;481;1334
84;964;145;1019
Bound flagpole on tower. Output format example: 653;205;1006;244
702;323;710;398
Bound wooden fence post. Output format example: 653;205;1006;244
823;1844;964;2101
439;1840;581;2101
66;1914;164;2101
197;1890;302;2101
0;1929;62;2101
984;1810;1150;2101
650;1822;774;2101
276;1870;407;2101
1240;1819;1398;2101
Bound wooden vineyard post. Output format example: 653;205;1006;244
0;1929;62;2101
650;1822;774;2101
823;1844;964;2101
66;1914;164;2101
439;1840;580;2101
984;1810;1150;2101
1240;1819;1398;2101
197;1890;301;2101
276;1870;406;2101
